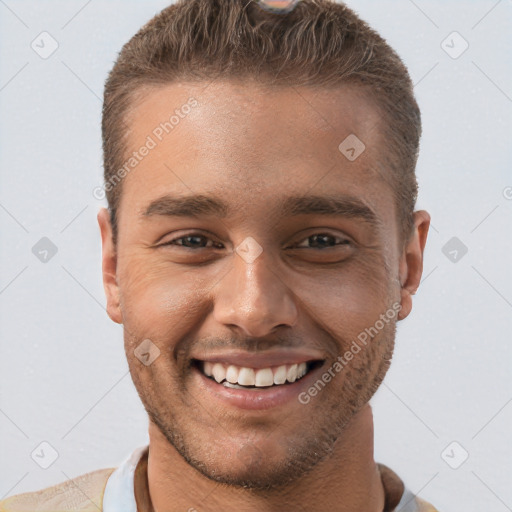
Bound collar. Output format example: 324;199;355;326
102;444;148;512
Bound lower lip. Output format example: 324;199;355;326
193;363;325;411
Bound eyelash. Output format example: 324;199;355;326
159;232;351;250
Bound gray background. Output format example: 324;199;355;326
1;0;511;510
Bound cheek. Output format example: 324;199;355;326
297;256;392;338
118;257;215;338
118;246;394;346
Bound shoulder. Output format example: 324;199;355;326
416;496;441;511
0;467;116;512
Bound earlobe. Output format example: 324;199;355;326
97;208;123;324
397;210;431;321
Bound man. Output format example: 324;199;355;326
1;0;438;510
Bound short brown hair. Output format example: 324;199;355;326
102;0;421;248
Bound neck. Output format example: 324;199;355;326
136;404;384;512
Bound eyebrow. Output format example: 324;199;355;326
141;193;380;227
142;194;227;218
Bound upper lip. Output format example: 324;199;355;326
190;349;325;369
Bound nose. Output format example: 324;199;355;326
212;241;298;338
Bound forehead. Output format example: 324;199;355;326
118;79;395;230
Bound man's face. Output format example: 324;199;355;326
100;80;412;488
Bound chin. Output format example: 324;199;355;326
190;456;307;491
175;430;331;491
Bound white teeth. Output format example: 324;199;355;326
201;361;311;386
203;361;213;377
222;381;245;389
238;367;256;386
286;364;298;383
212;363;226;383
273;365;287;385
226;365;239;384
255;368;274;387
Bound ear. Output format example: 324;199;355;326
97;208;123;324
397;210;430;321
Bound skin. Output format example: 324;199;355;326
97;79;430;511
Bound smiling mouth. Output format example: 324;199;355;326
192;359;324;390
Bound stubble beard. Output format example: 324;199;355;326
129;322;396;492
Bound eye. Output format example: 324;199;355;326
159;233;224;250
294;233;351;249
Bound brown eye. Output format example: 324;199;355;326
160;234;224;249
295;233;351;249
